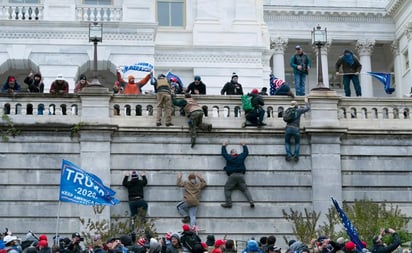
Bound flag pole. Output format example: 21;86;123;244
55;201;62;247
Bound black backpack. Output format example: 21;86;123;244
283;107;297;123
182;233;202;253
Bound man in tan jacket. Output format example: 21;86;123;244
176;172;207;229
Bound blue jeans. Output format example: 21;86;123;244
294;72;307;96
176;201;198;227
273;84;291;96
343;75;361;97
129;199;148;217
285;127;300;157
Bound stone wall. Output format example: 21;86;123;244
0;88;412;249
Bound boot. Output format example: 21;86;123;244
181;216;190;223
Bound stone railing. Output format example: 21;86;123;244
75;5;122;22
2;89;412;131
0;4;43;20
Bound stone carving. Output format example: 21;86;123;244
356;39;375;56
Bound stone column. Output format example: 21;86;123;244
306;90;344;222
270;37;288;80
356;39;375;97
391;40;403;98
78;86;116;227
406;26;412;94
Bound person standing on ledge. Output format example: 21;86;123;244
290;45;311;96
221;72;244;95
220;141;254;208
335;48;362;97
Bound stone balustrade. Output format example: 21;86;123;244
75;5;122;22
2;89;412;130
0;4;43;20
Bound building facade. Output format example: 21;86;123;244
0;0;410;96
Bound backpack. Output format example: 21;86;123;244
241;95;253;112
283;107;297;123
182;233;202;253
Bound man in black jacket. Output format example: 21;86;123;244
371;228;400;253
122;171;148;221
220;141;254;208
244;88;266;127
221;72;243;95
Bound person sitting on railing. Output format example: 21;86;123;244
24;72;44;93
244;88;266;127
49;74;69;95
221;72;244;95
73;74;90;94
1;76;21;94
116;70;152;95
185;76;206;95
269;74;294;98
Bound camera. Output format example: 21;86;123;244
384;228;390;233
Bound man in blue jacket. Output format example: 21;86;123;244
221;141;254;208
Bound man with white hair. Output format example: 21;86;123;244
284;97;310;162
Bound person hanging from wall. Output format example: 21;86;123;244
220;141;255;208
176;172;207;231
122;170;148;226
283;97;310;162
172;93;212;147
335;48;362;97
290;45;311;96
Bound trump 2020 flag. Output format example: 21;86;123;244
367;72;395;94
59;160;119;206
331;197;364;252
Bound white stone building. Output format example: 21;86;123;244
0;0;411;97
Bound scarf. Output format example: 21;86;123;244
343;52;354;66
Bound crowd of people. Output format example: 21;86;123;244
0;226;404;253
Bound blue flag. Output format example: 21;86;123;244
166;72;184;88
331;197;364;252
367;72;394;94
59;160;120;206
121;62;153;73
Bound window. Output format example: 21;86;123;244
157;0;184;27
83;0;112;5
9;0;40;3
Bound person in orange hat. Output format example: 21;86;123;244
116;70;152;95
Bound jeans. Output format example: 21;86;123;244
294;72;307;96
129;199;148;218
176;201;198;227
273;84;291;96
343;75;361;97
285;126;300;158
